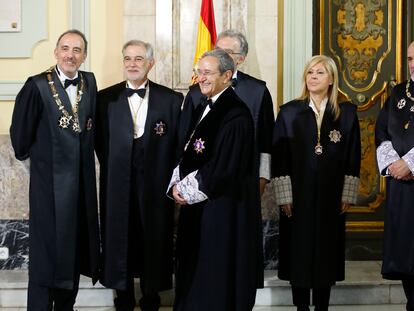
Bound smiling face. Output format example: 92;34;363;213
305;62;333;98
197;56;232;98
54;33;87;78
123;44;154;88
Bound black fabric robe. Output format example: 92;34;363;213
10;69;100;290
174;87;262;311
375;81;414;280
95;80;183;291
272;99;361;288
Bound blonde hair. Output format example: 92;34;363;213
298;55;340;120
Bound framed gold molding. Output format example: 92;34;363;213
346;221;384;232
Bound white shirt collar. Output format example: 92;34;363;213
127;80;148;89
232;70;238;80
55;65;78;82
309;97;328;115
210;86;230;104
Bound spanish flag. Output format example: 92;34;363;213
191;0;217;84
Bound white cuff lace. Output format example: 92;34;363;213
273;176;293;206
176;170;208;205
402;146;414;174
376;141;400;175
259;153;271;180
166;165;181;199
342;175;359;204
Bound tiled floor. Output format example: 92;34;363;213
0;306;408;311
0;306;408;310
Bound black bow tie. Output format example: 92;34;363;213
231;78;238;87
126;88;146;98
64;77;80;89
200;96;213;108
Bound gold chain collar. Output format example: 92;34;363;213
406;79;414;102
46;66;84;133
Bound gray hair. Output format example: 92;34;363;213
216;29;249;56
200;49;235;75
56;29;88;53
122;40;154;60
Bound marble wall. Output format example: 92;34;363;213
0;135;29;269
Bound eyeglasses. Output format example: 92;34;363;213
221;48;242;55
194;70;220;78
123;56;146;64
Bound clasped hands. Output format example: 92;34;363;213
388;159;414;181
172;185;188;205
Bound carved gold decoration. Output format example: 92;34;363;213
346;221;384;232
357;81;388;112
357;116;377;196
329;0;391;92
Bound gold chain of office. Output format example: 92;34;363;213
46;66;84;133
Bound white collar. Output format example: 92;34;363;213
127;80;148;89
232;70;238;79
209;86;230;104
55;65;78;82
309;97;328;115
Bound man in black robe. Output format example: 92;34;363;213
376;41;414;311
10;29;100;311
179;29;274;196
95;40;182;311
169;49;261;311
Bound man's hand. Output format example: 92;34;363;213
280;204;293;218
388;159;412;180
259;178;267;197
172;185;188;205
340;202;351;214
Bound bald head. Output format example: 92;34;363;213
408;41;414;78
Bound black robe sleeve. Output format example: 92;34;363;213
375;97;390;148
195;114;254;199
271;107;291;178
345;107;362;177
10;78;43;160
258;87;275;155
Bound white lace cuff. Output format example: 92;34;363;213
341;175;359;204
166;165;181;199
402;146;414;174
259;153;271;180
273;176;293;206
376;141;400;175
176;170;208;205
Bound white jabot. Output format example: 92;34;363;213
127;80;149;138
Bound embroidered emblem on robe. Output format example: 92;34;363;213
154;120;167;136
58;115;72;129
193;138;205;154
329;129;341;143
397;98;406;109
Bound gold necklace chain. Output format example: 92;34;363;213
406;79;414;101
46;66;84;133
